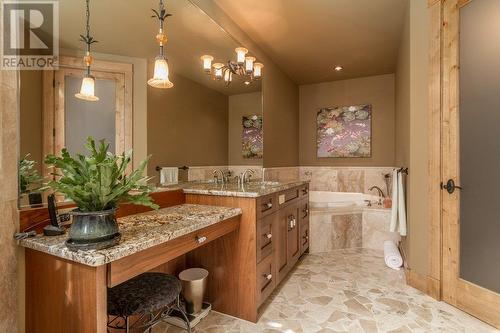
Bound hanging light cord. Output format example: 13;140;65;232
151;0;172;57
79;0;98;75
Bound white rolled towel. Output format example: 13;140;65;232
384;240;403;270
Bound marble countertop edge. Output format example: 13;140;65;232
19;204;242;267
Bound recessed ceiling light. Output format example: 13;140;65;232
334;65;343;72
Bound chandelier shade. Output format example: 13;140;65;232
201;46;263;87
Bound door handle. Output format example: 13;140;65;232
441;179;462;194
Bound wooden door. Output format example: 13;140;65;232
42;56;133;178
441;0;500;328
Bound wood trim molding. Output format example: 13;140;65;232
59;55;133;74
427;0;443;301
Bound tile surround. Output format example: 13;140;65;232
153;249;497;333
185;166;394;197
310;211;362;253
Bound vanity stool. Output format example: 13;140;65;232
107;272;191;333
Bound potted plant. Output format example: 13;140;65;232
45;137;159;251
19;154;45;208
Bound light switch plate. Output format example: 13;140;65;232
278;194;285;205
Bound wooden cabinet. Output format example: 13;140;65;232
276;203;300;282
186;183;309;322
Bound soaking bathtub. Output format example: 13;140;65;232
308;191;400;252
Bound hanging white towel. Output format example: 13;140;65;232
384;240;403;270
390;169;399;233
397;171;407;236
389;169;407;236
160;167;178;184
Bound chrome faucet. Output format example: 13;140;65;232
368;186;385;206
240;169;255;184
213;169;224;184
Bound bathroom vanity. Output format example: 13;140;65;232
184;180;310;322
18;181;309;332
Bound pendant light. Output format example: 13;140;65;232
148;0;174;89
75;0;99;101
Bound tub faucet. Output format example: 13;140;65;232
368;186;385;206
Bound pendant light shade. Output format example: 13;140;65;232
75;75;99;101
149;0;174;89
148;56;174;89
75;0;99;102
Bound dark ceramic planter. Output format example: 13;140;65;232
66;208;121;251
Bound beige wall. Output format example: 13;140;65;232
299;74;395;167
395;0;429;276
0;71;20;332
147;71;229;177
395;4;411;168
408;0;429;275
192;0;300;168
228;92;262;166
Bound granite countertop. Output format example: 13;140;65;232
19;204;242;267
162;180;309;198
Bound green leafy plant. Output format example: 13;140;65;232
19;154;44;195
44;137;159;212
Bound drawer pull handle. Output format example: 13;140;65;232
266;202;273;209
302;188;308;195
266;233;272;239
264;273;272;280
196;236;207;244
303;208;309;214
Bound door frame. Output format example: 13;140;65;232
429;0;500;328
41;56;133;178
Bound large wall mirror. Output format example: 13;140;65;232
19;0;263;209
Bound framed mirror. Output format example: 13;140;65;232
18;0;264;209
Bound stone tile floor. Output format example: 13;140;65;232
154;248;498;333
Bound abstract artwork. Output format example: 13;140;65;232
316;104;372;158
242;115;263;159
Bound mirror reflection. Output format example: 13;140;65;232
19;0;263;209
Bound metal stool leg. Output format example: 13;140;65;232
125;316;130;333
175;296;191;333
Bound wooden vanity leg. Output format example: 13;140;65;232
25;249;107;333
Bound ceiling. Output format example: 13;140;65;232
57;0;261;95
214;0;408;84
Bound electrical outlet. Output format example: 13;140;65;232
278;194;285;205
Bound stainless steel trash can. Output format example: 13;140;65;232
179;268;208;314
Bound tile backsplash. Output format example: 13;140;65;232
182;165;394;197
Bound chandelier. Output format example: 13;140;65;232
75;0;99;101
148;0;174;89
200;48;263;86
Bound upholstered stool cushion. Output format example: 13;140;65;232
108;272;182;316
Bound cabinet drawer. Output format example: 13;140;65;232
257;213;276;263
256;254;275;306
300;222;309;255
257;194;277;218
300;184;309;198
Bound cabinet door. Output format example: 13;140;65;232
287;203;300;265
276;207;290;282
